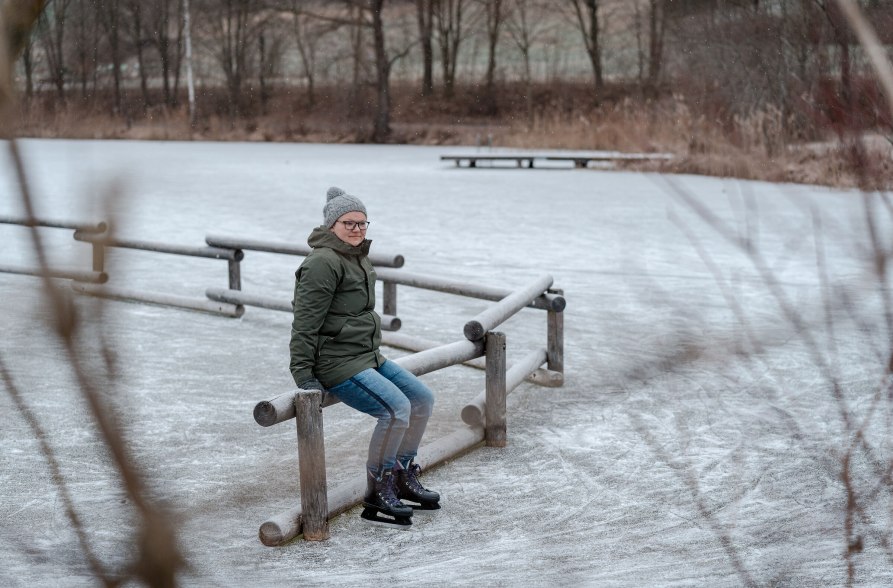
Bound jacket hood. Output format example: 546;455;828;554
307;225;371;255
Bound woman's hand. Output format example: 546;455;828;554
298;377;325;392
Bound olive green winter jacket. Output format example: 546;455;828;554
289;226;384;388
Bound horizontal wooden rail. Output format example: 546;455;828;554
205;287;401;331
72;283;244;317
0;216;107;233
463;274;554;341
253;337;485;427
205;234;405;268
381;332;561;387
259;423;485;546
373;267;565;312
395;338;484;376
461;348;548;426
74;231;243;261
0;265;108;283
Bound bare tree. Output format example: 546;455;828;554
127;0;151;111
563;0;603;95
480;0;504;114
416;0;435;96
289;0;339;108
18;18;38;99
70;0;98;101
505;0;550;122
96;0;124;115
195;0;272;119
148;0;179;107
37;0;71;103
434;0;470;98
647;0;666;92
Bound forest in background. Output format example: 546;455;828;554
11;0;893;188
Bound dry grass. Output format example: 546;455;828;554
12;82;893;190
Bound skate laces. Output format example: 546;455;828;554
405;463;428;493
378;471;402;506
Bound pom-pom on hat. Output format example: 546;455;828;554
324;186;367;228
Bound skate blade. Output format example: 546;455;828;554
361;508;413;529
408;502;441;513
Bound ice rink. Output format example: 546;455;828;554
2;140;893;586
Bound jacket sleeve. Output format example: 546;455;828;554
289;252;340;386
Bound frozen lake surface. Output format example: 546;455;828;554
2;140;893;586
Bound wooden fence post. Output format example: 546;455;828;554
547;288;564;374
383;281;397;316
228;258;241;290
295;390;329;540
485;331;507;447
92;242;105;273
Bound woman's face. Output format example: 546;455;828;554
330;211;368;247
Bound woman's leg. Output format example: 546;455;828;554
328;367;411;475
374;360;434;469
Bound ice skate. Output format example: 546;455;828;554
395;460;440;511
361;469;413;528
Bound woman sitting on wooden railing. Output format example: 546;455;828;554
289;187;440;528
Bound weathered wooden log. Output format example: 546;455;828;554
547;287;565;373
484;332;507;447
254;337;485;427
72;283;244;317
207;287;290;312
74;231;243;261
254;392;297;427
393;338;484;376
461;347;548;426
0;265;108;283
205;288;401;331
0;216;107;233
382;281;397;316
228;259;241;290
373;267;564;312
258;423;484;546
463;274;554;341
527;368;564;387
295;390;328;540
204;234;404;268
381;333;561;389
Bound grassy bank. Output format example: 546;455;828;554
13;81;893;190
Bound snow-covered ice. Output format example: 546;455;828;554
2;140;893;586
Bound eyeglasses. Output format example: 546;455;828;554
336;220;370;231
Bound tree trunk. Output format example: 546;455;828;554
567;0;602;96
183;0;196;124
371;0;392;143
21;38;34;99
435;0;466;99
154;0;173;106
646;0;665;93
133;2;150;111
259;34;269;115
483;0;503;115
39;2;68;103
416;0;434;96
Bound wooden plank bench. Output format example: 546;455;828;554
440;155;537;168
441;153;673;169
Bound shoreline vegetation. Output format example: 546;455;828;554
13;81;893;191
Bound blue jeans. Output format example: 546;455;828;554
328;360;434;475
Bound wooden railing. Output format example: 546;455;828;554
1;217;567;546
253;273;565;545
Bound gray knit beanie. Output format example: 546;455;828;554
323;186;367;228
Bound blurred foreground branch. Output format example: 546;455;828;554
0;0;46;127
2;6;185;584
